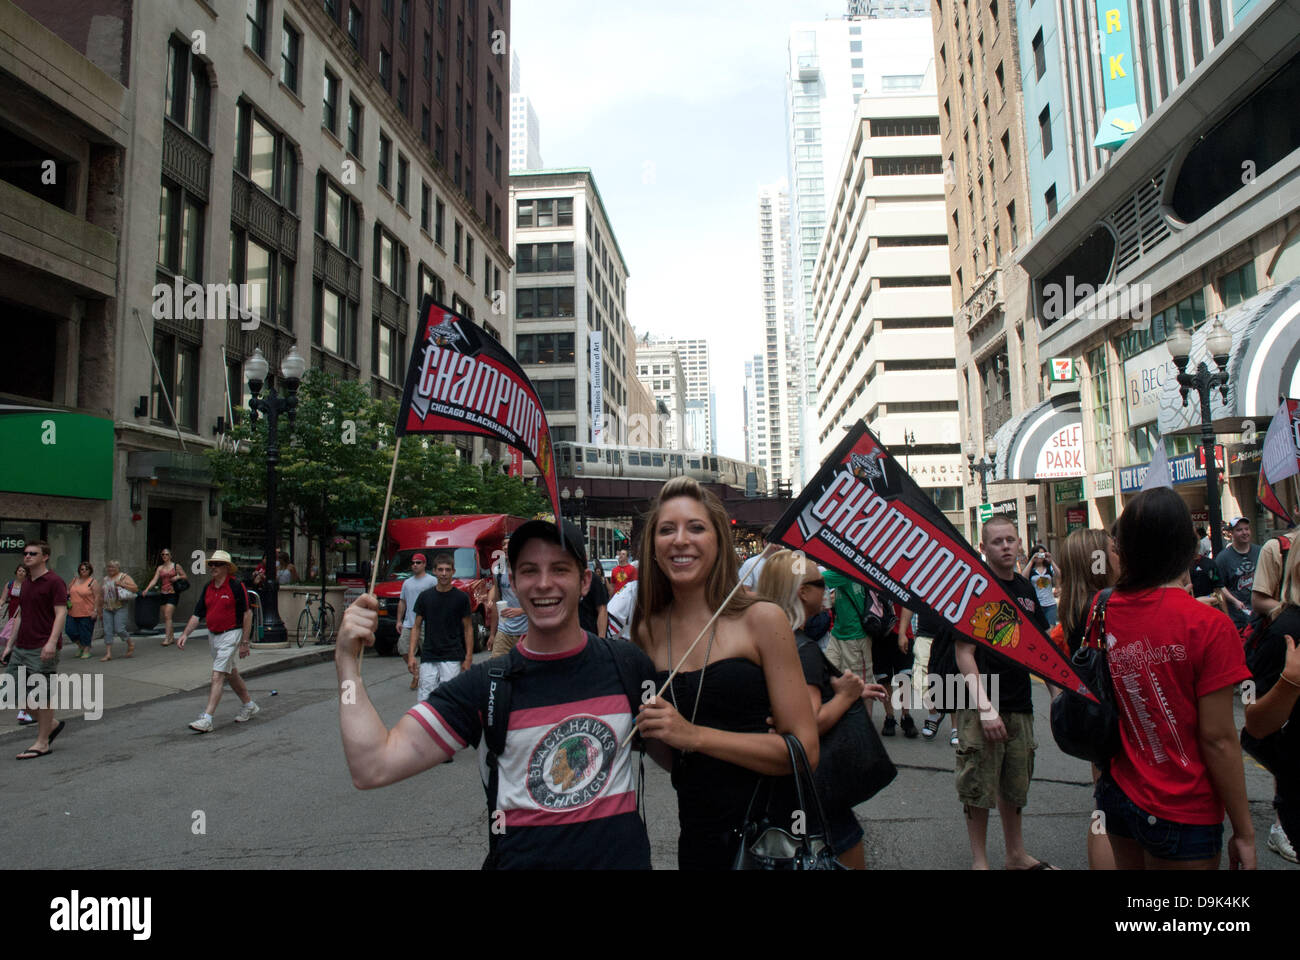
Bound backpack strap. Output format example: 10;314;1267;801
482;651;520;868
1083;587;1114;650
596;634;648;821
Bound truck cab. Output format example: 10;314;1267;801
372;514;528;655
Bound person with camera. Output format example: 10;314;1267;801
1020;544;1060;629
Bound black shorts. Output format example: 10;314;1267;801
871;633;910;681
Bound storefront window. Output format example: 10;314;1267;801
1025;496;1038;548
0;519;87;586
1087;345;1113;470
1115;290;1207;362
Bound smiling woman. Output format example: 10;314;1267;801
630;476;818;869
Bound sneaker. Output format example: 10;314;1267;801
1269;823;1298;863
882;717;897;736
949;728;959;746
234;701;261;723
921;717;940;740
189;714;214;733
901;715;919;739
17;711;35;725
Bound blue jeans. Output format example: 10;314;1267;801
66;615;94;649
1095;775;1223;861
103;608;131;644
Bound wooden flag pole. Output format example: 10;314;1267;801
622;542;776;749
359;434;404;667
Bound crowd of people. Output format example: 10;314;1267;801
329;477;1300;872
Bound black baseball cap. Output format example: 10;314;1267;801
507;519;587;571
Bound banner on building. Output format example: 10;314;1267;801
590;331;603;444
769;421;1094;699
1258;398;1300;524
1093;0;1143;150
396;296;561;521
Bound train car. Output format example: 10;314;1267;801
552;442;767;496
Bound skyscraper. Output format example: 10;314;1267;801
756;183;801;489
637;335;714;452
785;12;935;482
509;50;543;172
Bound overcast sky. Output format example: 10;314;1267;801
512;0;845;461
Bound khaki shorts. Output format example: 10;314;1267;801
954;709;1036;809
5;644;59;678
824;633;872;680
398;626;414;657
209;628;244;674
490;631;524;658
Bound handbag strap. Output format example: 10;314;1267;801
782;733;834;845
1083;587;1114;651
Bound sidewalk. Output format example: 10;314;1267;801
0;628;338;736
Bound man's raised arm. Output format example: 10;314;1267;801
337;594;450;789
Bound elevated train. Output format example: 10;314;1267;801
554;442;768;496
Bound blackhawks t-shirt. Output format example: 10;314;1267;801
406;633;656;869
970;573;1049;715
1099;587;1252;825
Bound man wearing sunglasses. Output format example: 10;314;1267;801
8;541;69;759
178;550;258;732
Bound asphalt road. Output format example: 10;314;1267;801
2;654;1294;871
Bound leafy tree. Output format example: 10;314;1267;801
208;370;547;588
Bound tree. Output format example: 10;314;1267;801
208;370;547;587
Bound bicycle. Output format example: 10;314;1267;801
296;592;336;647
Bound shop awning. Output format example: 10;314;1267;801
990;392;1085;482
1159;277;1300;434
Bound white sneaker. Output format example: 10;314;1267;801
234;701;261;723
1268;822;1298;863
189;714;214;733
949;728;959;746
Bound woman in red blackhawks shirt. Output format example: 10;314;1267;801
1093;488;1255;869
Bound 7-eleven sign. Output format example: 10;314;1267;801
1048;357;1076;382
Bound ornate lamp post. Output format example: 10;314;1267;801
1167;318;1233;558
245;345;307;645
964;435;998;504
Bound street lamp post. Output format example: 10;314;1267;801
964;436;998;505
245;345;307;645
1167;318;1233;558
902;430;916;474
560;486;587;555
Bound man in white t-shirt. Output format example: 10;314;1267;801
396;554;435;690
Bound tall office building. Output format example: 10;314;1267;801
639;335;716;453
509;49;543;172
756;184;801;489
848;0;930;16
635;339;688;450
811;94;963;527
785;12;936;483
509;168;634;448
1;0;515;582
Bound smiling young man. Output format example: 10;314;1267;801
953;516;1054;870
336;520;657;869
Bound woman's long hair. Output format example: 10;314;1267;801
1114;488;1197;591
755;549;804;631
631;476;756;649
1057;528;1116;642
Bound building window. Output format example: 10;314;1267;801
516;332;575;364
246;0;267;59
978;350;1012;433
323;68;340;133
534;379;576;411
1007;200;1018;247
347;3;362;49
994;61;1005;104
151;332;199;431
516;287;575;318
1087;344;1113;470
465;236;475;281
398;73;408;115
515;242;575;273
236;102;299;212
454;221;462;266
434;125;445;165
315;171;361;259
157;181;204;281
418;262;445;303
436;53;446;102
1044;183;1057;217
380;47;392;91
347;97;362;156
420;181;431;233
280;21;301;93
1218;263;1258;309
873;156;943;176
396;154;409;208
230;226;294;331
869;117;941;137
373;224;408;294
435;198;445;246
850;40;862;52
517;197;574;228
423;31;432;80
1039;106;1052;157
378;132;391;189
1032;29;1045;80
313;283;357;360
165;37;210;143
399;0;410;43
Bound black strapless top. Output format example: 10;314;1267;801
655;657;771;841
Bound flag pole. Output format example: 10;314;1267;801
622;542;777;749
360;434;404;665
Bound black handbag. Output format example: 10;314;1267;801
1049;587;1121;767
733;734;846;870
799;638;897;810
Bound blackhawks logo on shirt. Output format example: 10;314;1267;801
970;600;1021;649
526;715;618;809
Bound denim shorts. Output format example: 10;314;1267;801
1095;775;1224;861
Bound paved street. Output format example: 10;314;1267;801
3;653;1293;871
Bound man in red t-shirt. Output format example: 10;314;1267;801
610;549;637;593
178;550;258;733
8;540;69;759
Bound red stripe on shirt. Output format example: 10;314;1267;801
508;695;630;731
504;790;637;827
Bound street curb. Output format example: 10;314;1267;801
241;647;337;678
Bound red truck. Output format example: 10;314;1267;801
372;514;528;656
